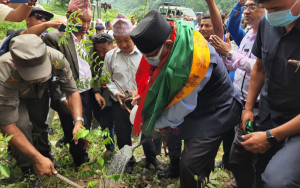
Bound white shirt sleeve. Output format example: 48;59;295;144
0;4;13;22
155;64;214;129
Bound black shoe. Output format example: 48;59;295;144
21;166;43;188
55;136;66;148
146;159;164;171
157;167;180;179
48;128;54;135
124;163;134;174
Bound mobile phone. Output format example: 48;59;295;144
8;0;29;3
58;24;82;32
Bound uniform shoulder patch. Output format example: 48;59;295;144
51;59;65;69
3;70;23;90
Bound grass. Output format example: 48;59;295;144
0;114;233;188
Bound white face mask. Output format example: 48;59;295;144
144;44;164;66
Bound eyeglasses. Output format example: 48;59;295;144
34;13;51;21
241;5;262;11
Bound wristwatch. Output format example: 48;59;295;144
226;51;233;60
73;117;84;125
266;130;278;145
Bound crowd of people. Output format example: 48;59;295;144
0;0;300;188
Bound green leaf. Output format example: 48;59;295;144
194;175;198;181
209;180;219;185
206;183;214;188
211;172;218;180
108;174;121;182
5;135;13;142
97;157;104;167
0;165;10;178
82;130;89;139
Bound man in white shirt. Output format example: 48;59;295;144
44;0;106;171
104;13;164;174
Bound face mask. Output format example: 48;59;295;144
265;0;300;27
145;44;164;66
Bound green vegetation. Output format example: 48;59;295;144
0;117;233;187
0;21;26;39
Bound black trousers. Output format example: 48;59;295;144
166;132;182;172
229;116;284;188
51;90;92;166
180;130;233;188
90;91;115;151
25;90;51;155
111;101;157;164
221;128;235;165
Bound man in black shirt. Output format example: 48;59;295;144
230;0;300;188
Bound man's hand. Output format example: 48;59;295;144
0;0;10;5
240;109;255;134
95;93;106;110
239;0;247;4
116;93;126;109
46;19;66;29
27;0;37;6
72;121;83;145
33;155;57;176
101;81;108;90
241;132;272;154
209;34;232;56
128;90;140;106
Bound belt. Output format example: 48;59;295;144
242;100;259;109
80;89;90;96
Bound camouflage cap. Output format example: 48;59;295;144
9;34;51;81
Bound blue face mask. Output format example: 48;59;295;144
265;0;300;27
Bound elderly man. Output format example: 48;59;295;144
0;34;83;187
104;13;163;173
130;10;242;188
44;0;106;170
229;0;300;187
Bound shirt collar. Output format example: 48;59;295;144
116;45;140;55
71;32;86;43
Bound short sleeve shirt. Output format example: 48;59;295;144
0;4;12;22
251;17;300;124
0;47;77;126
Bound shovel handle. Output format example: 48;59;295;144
55;173;83;188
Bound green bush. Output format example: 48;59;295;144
0;21;26;39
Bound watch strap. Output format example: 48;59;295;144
73;117;84;125
266;130;278;145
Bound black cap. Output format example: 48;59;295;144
130;10;173;54
96;25;105;30
29;7;54;19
